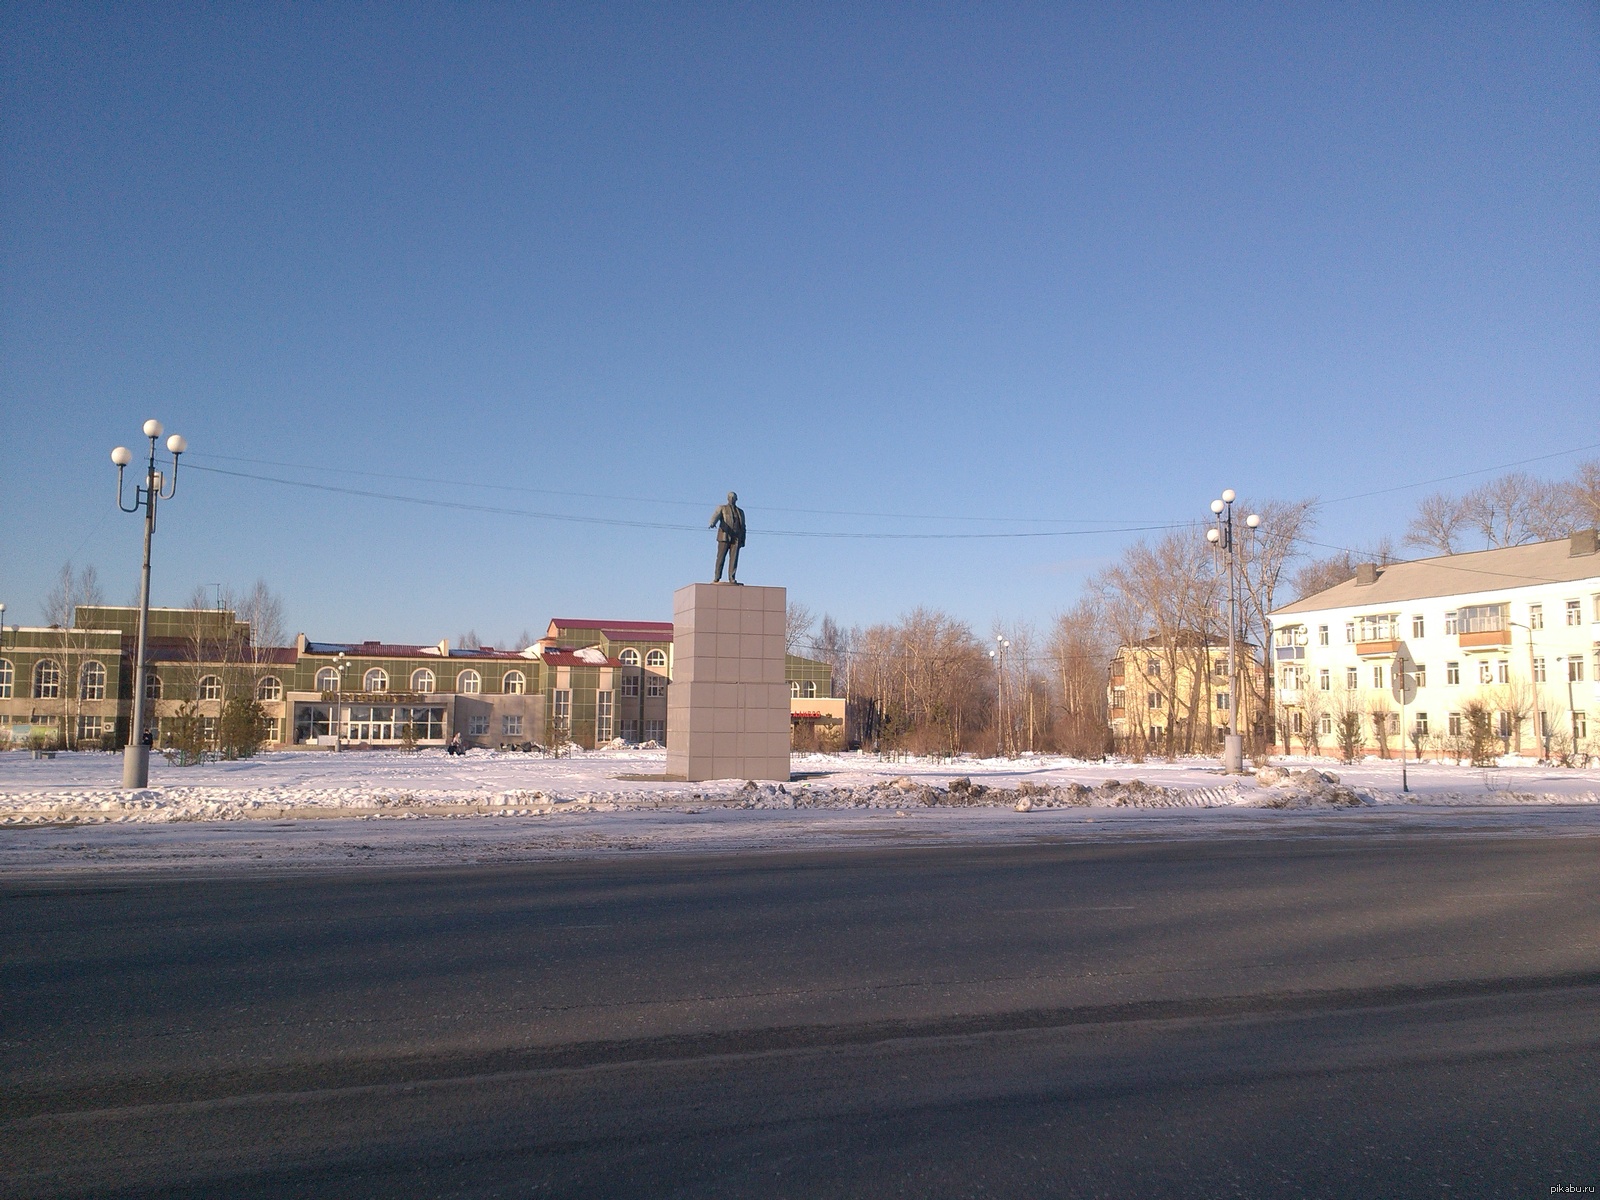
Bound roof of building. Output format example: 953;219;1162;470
546;618;672;640
1272;532;1600;617
538;648;622;668
302;641;534;661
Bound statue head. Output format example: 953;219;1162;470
727;492;737;503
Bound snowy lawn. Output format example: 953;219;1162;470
1;746;1598;873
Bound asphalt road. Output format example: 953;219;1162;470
4;834;1599;1198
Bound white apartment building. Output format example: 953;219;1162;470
1269;530;1600;758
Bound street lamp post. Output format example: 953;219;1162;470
989;635;1010;758
112;420;187;789
1206;491;1260;774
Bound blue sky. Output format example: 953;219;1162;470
2;3;1596;645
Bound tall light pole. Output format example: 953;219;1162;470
1206;491;1259;774
989;635;1010;758
112;420;187;789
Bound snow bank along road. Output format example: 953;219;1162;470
4;836;1598;1197
2;746;1599;871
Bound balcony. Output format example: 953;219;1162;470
1458;628;1511;652
1355;639;1401;658
1278;688;1303;705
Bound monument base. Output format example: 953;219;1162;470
666;583;790;782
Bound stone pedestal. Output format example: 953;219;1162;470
666;583;790;782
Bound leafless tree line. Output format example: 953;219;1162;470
1403;460;1600;555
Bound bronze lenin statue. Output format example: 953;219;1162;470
710;492;746;583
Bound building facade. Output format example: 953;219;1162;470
1107;634;1264;755
1;604;836;753
1268;531;1600;758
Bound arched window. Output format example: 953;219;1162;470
789;680;800;699
802;680;816;698
257;676;282;701
411;668;436;693
619;648;640;666
364;668;388;692
645;649;667;668
457;669;481;694
502;670;525;695
80;661;106;700
145;671;162;701
0;659;12;699
198;675;223;701
315;667;340;692
33;659;61;699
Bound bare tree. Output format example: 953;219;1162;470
1570;459;1600;530
785;603;817;655
1046;597;1114;759
1236;497;1316;755
42;562;105;749
1404;492;1469;555
1460;472;1574;548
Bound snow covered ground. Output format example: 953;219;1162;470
2;746;1598;873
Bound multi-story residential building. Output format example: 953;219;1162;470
1107;633;1263;756
1269;530;1600;758
1;604;837;753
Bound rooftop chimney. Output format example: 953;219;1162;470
1570;529;1598;558
1355;563;1379;586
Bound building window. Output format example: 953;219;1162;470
1147;658;1161;678
1478;661;1493;686
644;718;664;743
596;692;614;741
411;668;435;693
1318;625;1329;646
0;659;12;699
1413;663;1427;688
790;681;800;698
198;675;223;701
1575;712;1588;740
1215;692;1229;711
502;715;523;738
553;690;570;721
1533;657;1546;683
1371;664;1385;690
1448;712;1462;736
502;670;525;695
1345;667;1358;690
803;680;817;698
79;661;106;700
1357;614;1400;642
1414;712;1429;736
1147;692;1162;709
620;648;640;666
1291;711;1303;734
262;717;282;743
316;667;340;692
646;675;666;698
32;659;61;699
1529;604;1544;630
621;673;640;697
364;668;388;692
1538;711;1550;737
457;670;481;694
1319;713;1332;736
1496;660;1509;685
621;718;639;742
1344;622;1355;643
1111;687;1126;710
145;671;162;700
1459;604;1506;634
78;715;105;741
257;676;282;701
1318;669;1330;691
1496;711;1512;739
1570;657;1587;683
467;715;490;737
645;649;667;668
1444;611;1458;635
1446;661;1460;686
1562;598;1580;626
1411;615;1425;638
